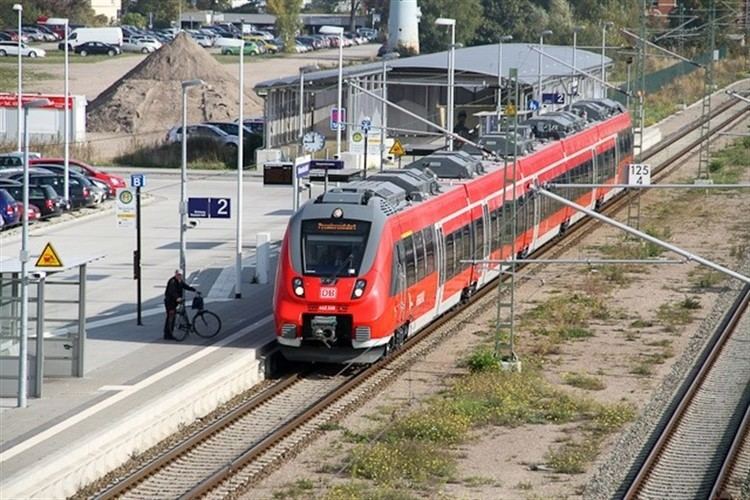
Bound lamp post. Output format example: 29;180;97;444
336;28;344;157
496;35;513;114
298;64;319;147
571;26;582;103
63;18;70;204
13;3;22;151
435;18;456;150
180;79;204;278
380;52;399;171
235;42;244;299
538;29;553;113
601;22;614;97
18;98;52;408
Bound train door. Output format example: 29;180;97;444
531;188;541;247
435;226;446;314
591;149;599;204
394;241;408;326
478;205;491;286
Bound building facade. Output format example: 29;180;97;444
90;0;122;22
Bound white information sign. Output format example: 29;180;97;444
628;163;651;186
116;188;136;228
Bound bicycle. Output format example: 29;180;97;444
172;291;222;341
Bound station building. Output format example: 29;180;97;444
254;43;613;161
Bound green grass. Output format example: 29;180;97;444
0;67;55;92
689;269;725;290
563;372;606;391
323;482;418;500
656;297;701;331
272;479;316;499
706;137;750;184
0;51;141;65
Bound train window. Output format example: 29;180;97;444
301;219;371;277
404;235;417;287
474;217;484;258
414;230;426;281
445;232;455;278
424;228;435;275
462;225;472;268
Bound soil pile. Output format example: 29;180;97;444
87;32;261;134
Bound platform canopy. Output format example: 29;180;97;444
255;43;611;91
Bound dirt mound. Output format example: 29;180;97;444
87;32;261;135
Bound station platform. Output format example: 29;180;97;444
0;254;280;499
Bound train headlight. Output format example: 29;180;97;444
351;279;367;299
292;277;305;297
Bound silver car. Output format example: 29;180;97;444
0;41;46;58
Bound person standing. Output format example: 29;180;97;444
163;270;196;340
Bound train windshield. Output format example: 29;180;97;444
301;219;371;277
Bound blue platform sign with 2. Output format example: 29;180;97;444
542;92;565;105
130;174;145;188
188;197;231;219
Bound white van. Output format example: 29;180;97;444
64;27;123;49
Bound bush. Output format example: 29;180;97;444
466;348;498;373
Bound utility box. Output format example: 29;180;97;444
263;161;293;185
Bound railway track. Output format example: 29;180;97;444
623;285;750;500
91;94;750;500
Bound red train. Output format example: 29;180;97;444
273;99;634;363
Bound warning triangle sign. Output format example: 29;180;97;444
389;139;406;158
35;242;64;268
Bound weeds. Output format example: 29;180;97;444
656;297;701;329
466;348;498;373
273;479;316;499
113;135;261;169
563;372;606;391
689;269;724;290
323;482;417;500
522;292;609;344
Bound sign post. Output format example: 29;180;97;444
360;117;371;179
293;155;311;211
130;174;145;325
628;163;651;185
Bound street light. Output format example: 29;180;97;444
496;35;513;113
380;52;399;171
320;26;345;156
13;3;22;151
537;29;553;114
571;26;583;103
18;98;52;408
180;79;204;278
62;18;70;204
435;17;456;150
236;42;244;299
601;22;614;97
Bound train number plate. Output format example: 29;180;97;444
320;287;337;299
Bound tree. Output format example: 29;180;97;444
267;0;303;52
121;12;148;28
130;0;186;28
418;0;484;53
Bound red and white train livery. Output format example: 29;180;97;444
274;99;634;363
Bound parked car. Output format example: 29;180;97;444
0;32;12;42
0;41;46;58
166;124;240;150
220;42;260;56
8;172;95;209
0;151;43;169
204;121;260;137
29;157;126;197
189;33;215;48
122;36;161;53
74;41;120;56
59;27;123;50
4;182;65;218
2;30;29;43
14;202;40;223
0;188;20;226
28;165;106;203
238;118;265;136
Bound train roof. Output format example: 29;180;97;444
308;100;630;218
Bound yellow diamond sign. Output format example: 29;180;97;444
505;103;517;117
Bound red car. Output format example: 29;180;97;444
30;158;126;197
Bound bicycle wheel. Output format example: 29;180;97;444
192;310;221;338
172;311;189;341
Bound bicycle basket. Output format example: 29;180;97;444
191;295;204;310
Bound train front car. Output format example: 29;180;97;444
273;189;396;364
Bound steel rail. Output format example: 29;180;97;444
710;403;750;499
92;92;749;500
623;285;750;499
95;374;303;499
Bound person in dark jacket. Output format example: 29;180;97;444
163;270;196;339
